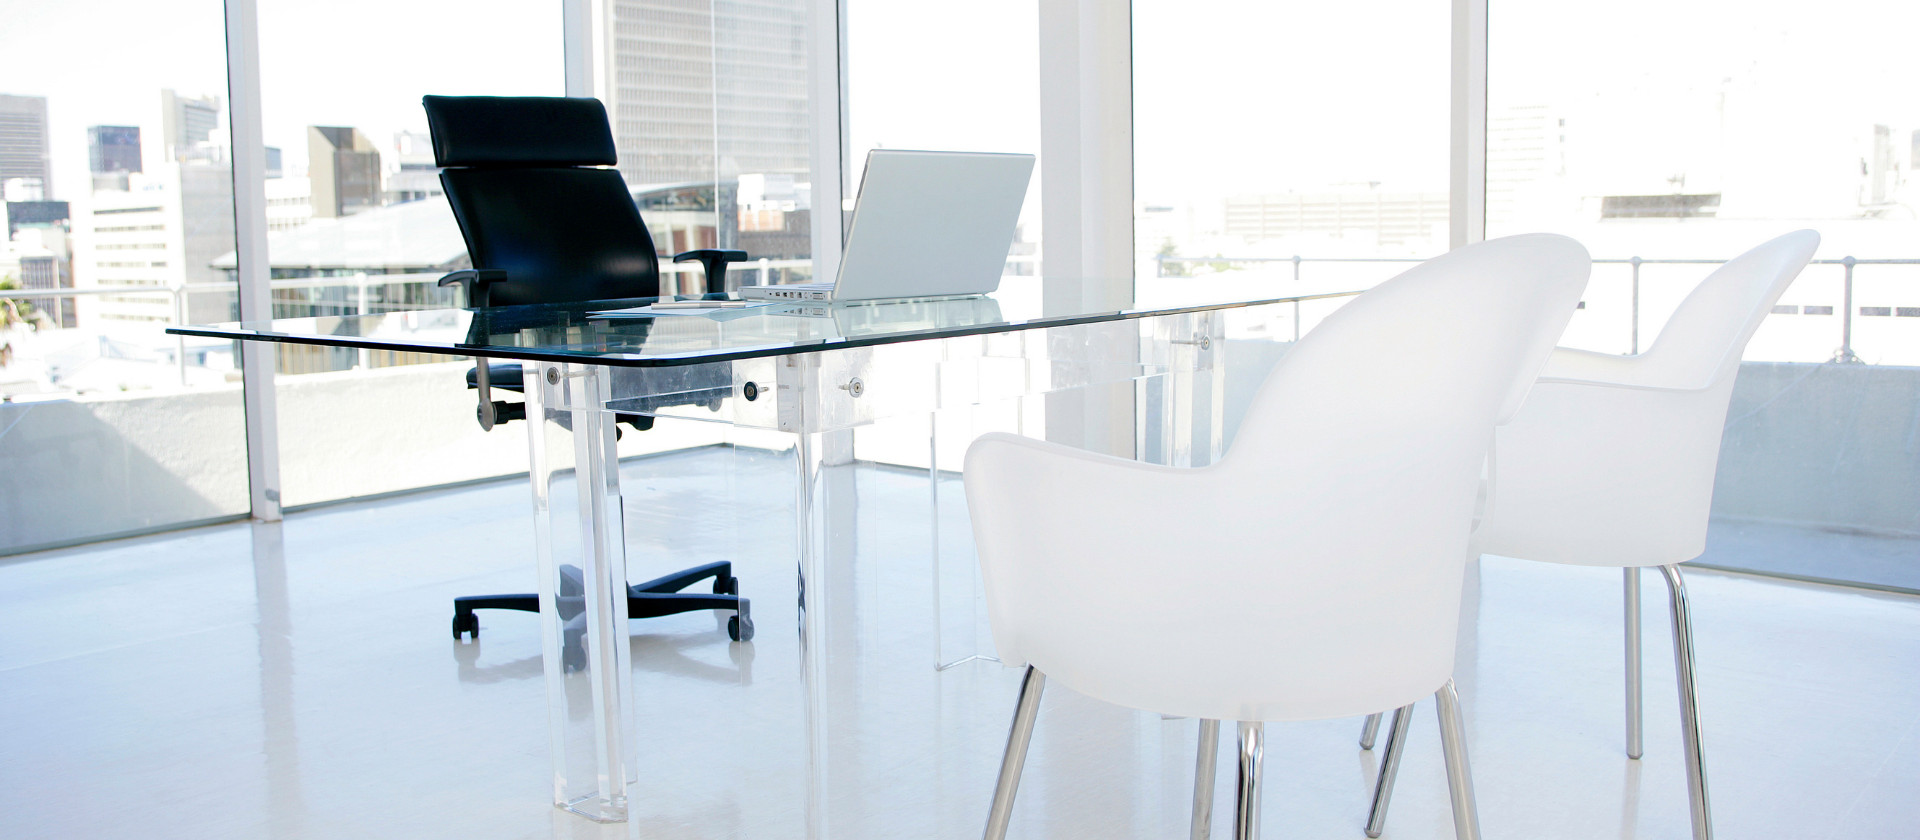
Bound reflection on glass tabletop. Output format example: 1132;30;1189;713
168;281;1332;368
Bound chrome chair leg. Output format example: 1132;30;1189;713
1435;679;1482;840
1364;704;1415;838
984;666;1046;840
1235;721;1264;840
1625;566;1644;759
1193;719;1220;840
1659;564;1714;840
1359;712;1383;750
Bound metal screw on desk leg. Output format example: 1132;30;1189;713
546;367;560;385
743;381;759;401
840;377;864;398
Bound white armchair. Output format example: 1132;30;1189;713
965;233;1591;840
1363;229;1821;840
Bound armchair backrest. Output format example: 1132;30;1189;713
1638;229;1821;388
423;95;663;307
1473;230;1820;569
1226;233;1589;479
1201;234;1589;711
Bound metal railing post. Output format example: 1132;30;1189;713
1834;256;1859;363
1630;256;1641;355
1292;256;1303;341
355;273;371;369
760;256;772;285
172;282;188;386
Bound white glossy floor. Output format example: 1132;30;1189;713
3;444;1917;840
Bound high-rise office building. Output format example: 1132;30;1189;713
307;126;381;218
0;94;53;199
160;89;222;163
599;0;813;257
88;125;143;192
88;126;142;174
602;0;810;186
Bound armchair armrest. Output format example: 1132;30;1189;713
672;249;749;294
1536;346;1715;393
437;268;508;308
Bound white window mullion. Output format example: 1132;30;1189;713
808;0;849;284
1451;0;1488;248
223;0;282;522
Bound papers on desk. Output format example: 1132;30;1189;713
588;301;781;320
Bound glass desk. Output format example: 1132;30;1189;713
171;284;1330;825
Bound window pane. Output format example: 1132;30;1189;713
253;0;564;508
845;0;1041;279
1133;0;1449;299
0;1;247;552
610;0;817;289
1490;1;1920;588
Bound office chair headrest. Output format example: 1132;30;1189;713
422;95;618;168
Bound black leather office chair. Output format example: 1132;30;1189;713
424;94;753;644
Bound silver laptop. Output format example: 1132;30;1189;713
741;149;1035;304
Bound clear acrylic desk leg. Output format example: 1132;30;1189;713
525;361;637;823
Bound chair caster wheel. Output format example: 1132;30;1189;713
728;599;753;642
453;612;479;640
714;575;740;595
728;615;754;642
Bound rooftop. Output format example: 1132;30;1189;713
211;196;467;273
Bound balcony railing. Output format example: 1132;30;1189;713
1157;254;1920;365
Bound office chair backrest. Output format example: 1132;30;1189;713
423;95;662;307
1639;229;1821;388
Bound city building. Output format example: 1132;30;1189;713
307;126;381;218
599;0;811;256
210;196;466;373
383;130;439;204
0;94;52;199
159;89;221;163
264;175;314;232
87;125;142;192
77;162;235;327
2;200;74;328
1485;104;1568;231
1223;190;1447;248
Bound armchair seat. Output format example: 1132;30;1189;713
967;234;1592;840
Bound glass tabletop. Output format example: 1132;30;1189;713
167;279;1337;368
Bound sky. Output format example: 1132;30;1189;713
3;0;1913;223
0;0;559;208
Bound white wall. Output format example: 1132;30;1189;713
0;362;727;554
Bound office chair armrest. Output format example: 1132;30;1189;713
673;249;749;295
437;268;509;308
439;269;509;429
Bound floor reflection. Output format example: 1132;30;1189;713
1;448;1916;839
